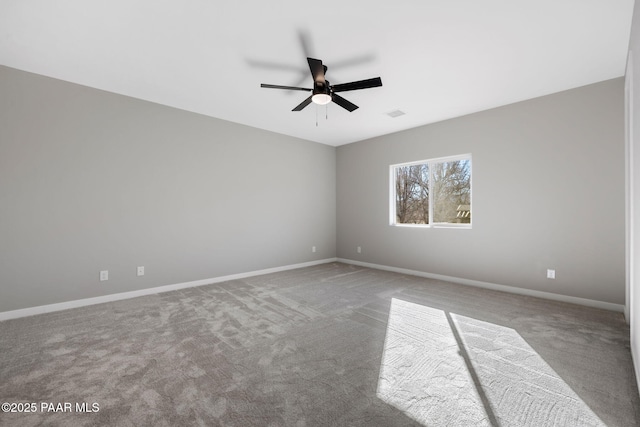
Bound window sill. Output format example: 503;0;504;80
391;223;472;229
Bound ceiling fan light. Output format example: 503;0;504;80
312;93;332;105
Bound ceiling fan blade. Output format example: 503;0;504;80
332;93;359;112
297;29;313;57
307;57;326;84
331;77;382;93
292;95;313;111
261;83;312;92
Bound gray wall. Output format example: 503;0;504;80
0;64;627;312
337;78;625;304
627;0;640;390
0;65;336;312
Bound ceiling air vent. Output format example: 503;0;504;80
386;109;406;118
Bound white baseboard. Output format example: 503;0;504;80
633;344;640;405
0;258;338;322
337;258;625;313
1;257;623;321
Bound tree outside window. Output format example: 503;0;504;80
392;156;471;227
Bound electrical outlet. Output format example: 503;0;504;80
357;246;362;254
100;270;109;281
312;246;316;253
137;266;145;276
547;269;556;279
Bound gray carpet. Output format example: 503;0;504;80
0;262;638;426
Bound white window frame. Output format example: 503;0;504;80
389;154;472;229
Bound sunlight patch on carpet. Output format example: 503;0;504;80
376;298;606;427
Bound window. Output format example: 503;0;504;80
390;154;471;227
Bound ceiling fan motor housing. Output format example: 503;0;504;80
313;81;331;96
312;81;332;105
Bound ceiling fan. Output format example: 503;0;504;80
261;57;382;112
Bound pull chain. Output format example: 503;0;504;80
314;104;329;127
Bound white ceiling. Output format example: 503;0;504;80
0;1;634;146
